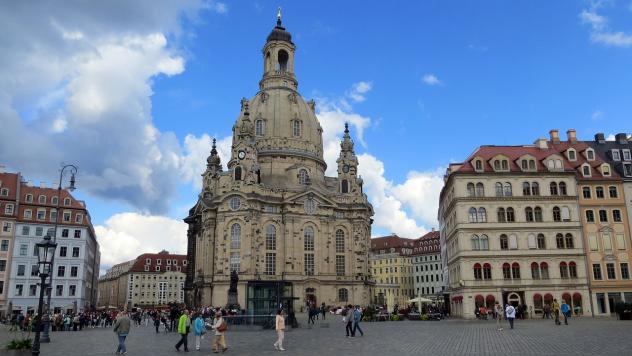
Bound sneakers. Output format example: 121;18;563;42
279;347;286;351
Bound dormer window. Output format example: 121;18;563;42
63;198;71;206
0;188;8;196
25;194;33;203
582;164;591;177
623;150;631;161
567;149;577;161
601;164;611;177
474;160;483;171
612;150;621;161
502;160;509;170
493;159;509;171
586;149;595;161
38;195;46;204
51;197;58;205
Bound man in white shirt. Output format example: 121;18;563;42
505;304;516;330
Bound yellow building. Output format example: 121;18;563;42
370;235;415;309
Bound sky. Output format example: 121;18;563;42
0;1;631;273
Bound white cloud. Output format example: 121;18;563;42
179;133;232;189
580;4;632;48
591;110;604;120
346;81;373;103
591;31;632;47
0;1;222;214
580;10;607;30
422;74;442;86
606;133;616;141
95;212;188;273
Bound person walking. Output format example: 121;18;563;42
175;309;191;352
273;309;286;351
560;300;570;325
352;306;364;337
494;302;504;331
552;299;561;325
154;314;161;333
112;310;131;355
193;313;205;351
505;304;516;330
343;305;353;337
211;309;228;353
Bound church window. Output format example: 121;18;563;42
341;179;348;193
230;252;240;272
298;169;309;185
266;225;276;250
336;255;345;276
335;229;345;253
304;253;315;276
230;223;241;249
338;288;348;302
277;49;289;72
304;226;314;251
229;197;241;211
265;252;276;275
304;198;316;214
293;120;301;137
255;120;265;136
234;166;242;181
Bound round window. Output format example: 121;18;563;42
229;197;241;211
304;198;316;214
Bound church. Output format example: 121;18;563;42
184;12;374;314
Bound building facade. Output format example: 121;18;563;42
97;251;187;309
6;173;100;315
184;14;374;313
439;142;591;319
0;170;19;317
411;231;442;300
369;235;416;308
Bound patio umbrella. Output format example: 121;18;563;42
407;296;433;304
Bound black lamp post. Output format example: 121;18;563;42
42;164;77;343
32;235;57;356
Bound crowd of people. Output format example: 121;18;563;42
7;310;120;332
487;299;572;331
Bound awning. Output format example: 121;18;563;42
562;292;571;301
533;293;542;299
474;294;484;303
572;292;582;301
544;293;553;301
486;295;495;302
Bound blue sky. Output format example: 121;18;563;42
1;0;631;270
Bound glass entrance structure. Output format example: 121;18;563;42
246;281;295;317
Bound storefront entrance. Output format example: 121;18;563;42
246;281;294;317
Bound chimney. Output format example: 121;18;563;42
594;133;605;144
567;129;577;144
534;138;548;149
549;129;560;144
39;181;46;188
615;133;628;145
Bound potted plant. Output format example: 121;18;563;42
5;337;32;355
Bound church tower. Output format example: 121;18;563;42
184;11;373;313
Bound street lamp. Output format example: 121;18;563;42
32;235;57;356
42;164;77;343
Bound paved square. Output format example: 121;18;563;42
2;315;632;355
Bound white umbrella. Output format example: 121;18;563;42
407;296;433;304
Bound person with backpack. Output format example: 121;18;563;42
175;309;191;352
211;308;228;353
505;304;516;330
193;313;206;351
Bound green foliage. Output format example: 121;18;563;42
420;314;429;321
390;314;399;321
6;338;32;350
363;306;376;321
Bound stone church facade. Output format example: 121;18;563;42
184;14;374;313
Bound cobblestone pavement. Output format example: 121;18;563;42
2;315;632;355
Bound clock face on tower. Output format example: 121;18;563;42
342;165;350;173
238;150;246;160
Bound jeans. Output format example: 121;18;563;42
175;333;189;351
353;321;363;336
345;321;353;336
507;317;514;329
195;334;203;350
117;333;127;353
563;312;568;325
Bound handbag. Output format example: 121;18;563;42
217;320;227;332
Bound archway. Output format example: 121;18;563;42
507;292;521;307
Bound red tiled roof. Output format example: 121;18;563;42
129;251;188;274
370;235;417;250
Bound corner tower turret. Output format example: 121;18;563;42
337;123;362;194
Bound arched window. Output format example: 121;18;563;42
596;186;604;198
525;207;534;222
255;119;265;136
475;183;485;197
534;207;543;222
559;182;567;195
471;235;480;250
582;165;591;176
338;288;348;302
500;234;508;250
341;179;348;193
494;160;501;170
556;233;564;249
63;197;71;206
482;263;492;279
475;160;483;171
531;262;540;279
552;206;561;222
495;182;503;197
277;49;289;71
473;263;482;280
511;262;521;279
504;183;512;196
477;208;487;222
565;233;574;249
569;261;578;278
506;207;515;222
51;196;58;205
521;159;528;170
234;166;242;181
528;160;536;170
265;225;276;250
537;233;546;249
540;262;549;279
582;186;591;199
298;169;309;185
501;160;509;170
38;195;46;204
230;223;241;249
531;182;540;195
550;182;558;196
335;229;345;253
503;263;511;279
25;194;33;203
469;208;478;222
480;235;489;250
467;183;475;197
293;120;302;137
559;262;569;278
523;182;531;196
497;208;506;223
304;226;314;251
609;186;618;198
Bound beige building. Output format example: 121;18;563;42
369;235;416;308
439;142;591;318
184;14;373;314
98;251;187;309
